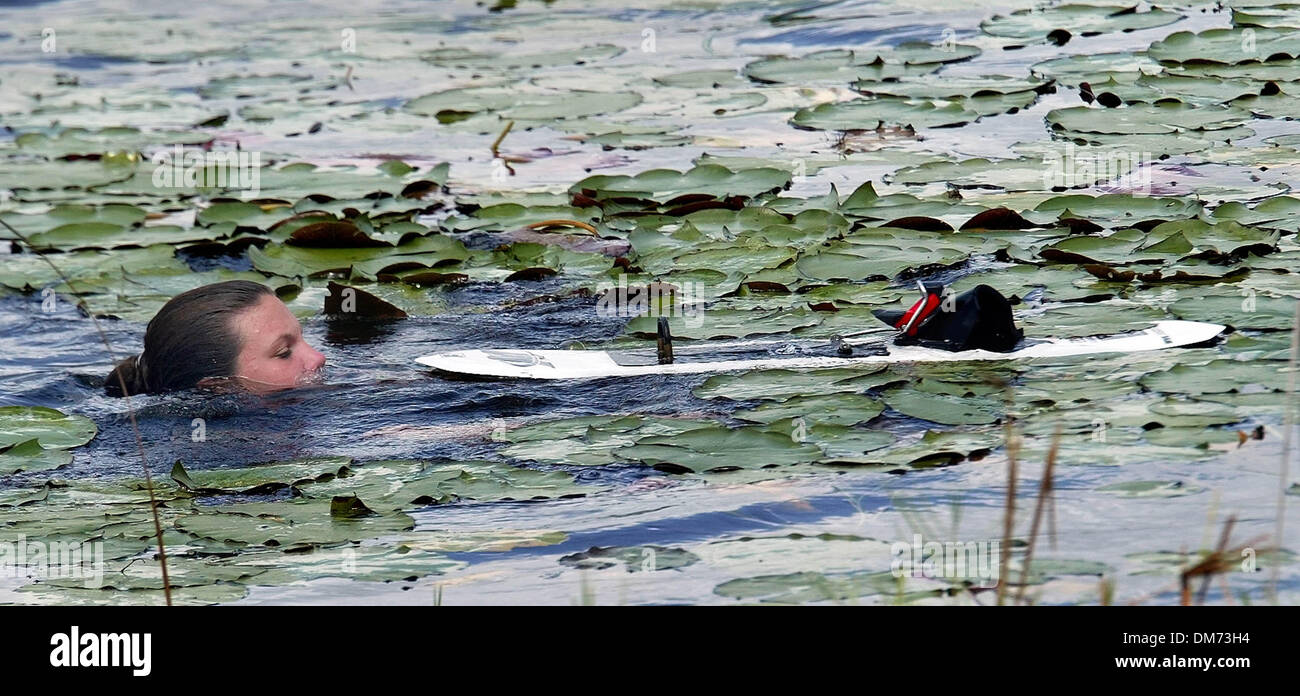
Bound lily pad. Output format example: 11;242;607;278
0;406;97;450
693;366;897;401
734;393;886;426
174;499;415;549
714;568;905;604
882;389;1003;426
793;91;1038;131
0;439;74;475
982;5;1183;41
215;544;467;585
407;87;641;122
1149;28;1300;65
1046;103;1250;135
570;164;790;202
1140;359;1282;395
1095;480;1204;498
559;545;700;572
614;425;823;473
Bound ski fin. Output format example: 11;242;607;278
657;317;674;365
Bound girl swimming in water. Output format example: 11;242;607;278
104;280;327;397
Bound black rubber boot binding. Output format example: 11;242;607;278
872;283;1023;353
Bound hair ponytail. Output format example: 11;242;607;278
105;353;150;397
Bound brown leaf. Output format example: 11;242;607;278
960;207;1036;231
1082;263;1135;282
881;216;953;232
400;180;441;199
324;281;408;319
398;271;469;287
505;267;558;282
288;221;389;248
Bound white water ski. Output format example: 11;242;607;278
414;320;1225;380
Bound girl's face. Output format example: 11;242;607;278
228;294;326;393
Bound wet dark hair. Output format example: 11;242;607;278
105;280;276;397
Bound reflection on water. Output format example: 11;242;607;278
322;316;401;345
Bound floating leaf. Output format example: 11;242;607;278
0;439;74;475
982;5;1183;41
0;406;97;450
1096;480;1204;498
734;393;886;426
559;545;700;572
882;389;1003;426
615;425;823;473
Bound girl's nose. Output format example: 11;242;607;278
304;344;326;371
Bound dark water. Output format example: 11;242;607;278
0;282;707;486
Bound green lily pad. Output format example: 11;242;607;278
496;415;644;443
421;43;625;70
793;423;895;461
853;74;1047;99
216;543;467;585
742;48;951;85
0;439;74;475
1142;425;1248;448
1095;480;1205;497
792;91;1038;131
10;126;211;158
27;222;220;251
407;87;641;122
0;159;138;202
614;425;823;473
1012;558;1111;584
396;528;569;554
734;393;886;426
1147;398;1242;427
168;456;354;494
12;582;249;606
982;5;1183;41
714;569;905;604
387;461;599;507
1172;291;1296;331
1149;27;1300;65
41;555;264;591
624;307;821;340
559;545;700;572
1032;193;1203;225
1046;103;1250;135
0;406;97;450
1;243;192;295
174;499;415;549
570;164;790;202
693;366;897;401
1020;302;1166;339
1140;359;1282;395
1039;229;1144;264
882;389;1003;426
0;482;54;507
852;429;1001;468
1030;52;1163;84
894;156;1123;191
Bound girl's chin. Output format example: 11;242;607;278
295;369;326;387
236;376;318;394
198;370;325;395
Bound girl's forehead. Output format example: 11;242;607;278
233;295;298;337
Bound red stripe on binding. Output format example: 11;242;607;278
895;294;940;336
